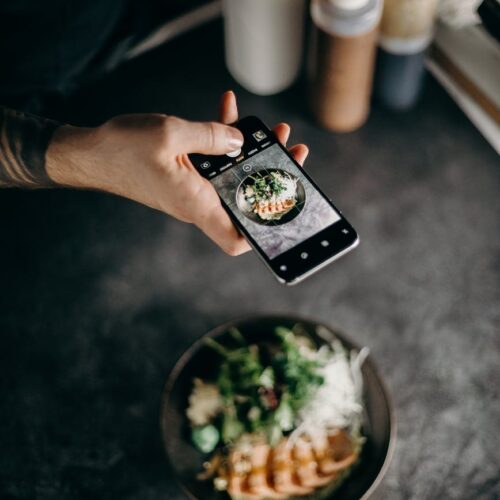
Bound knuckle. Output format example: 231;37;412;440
206;122;217;151
149;116;179;164
224;246;237;257
178;179;208;219
185;179;203;200
160;115;181;150
224;240;243;257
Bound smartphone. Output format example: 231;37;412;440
189;116;359;285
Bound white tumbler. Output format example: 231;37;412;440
222;0;306;95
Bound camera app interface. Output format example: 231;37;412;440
194;130;340;259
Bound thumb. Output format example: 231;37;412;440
173;118;243;155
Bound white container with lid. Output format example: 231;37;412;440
311;0;383;38
223;0;306;96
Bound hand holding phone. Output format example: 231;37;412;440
190;116;359;284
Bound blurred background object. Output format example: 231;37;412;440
308;0;383;132
126;0;222;60
438;0;482;27
374;0;439;110
0;0;215;113
3;0;497;148
478;0;500;41
222;0;306;96
428;0;500;154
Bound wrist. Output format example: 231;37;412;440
46;124;103;190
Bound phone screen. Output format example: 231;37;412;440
210;138;341;260
190;116;357;284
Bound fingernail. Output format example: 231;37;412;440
227;128;243;149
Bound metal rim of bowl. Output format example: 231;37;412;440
160;313;397;500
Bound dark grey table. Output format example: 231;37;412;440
1;20;499;500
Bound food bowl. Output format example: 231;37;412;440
235;169;306;226
160;315;395;500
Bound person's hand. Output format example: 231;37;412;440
47;91;308;255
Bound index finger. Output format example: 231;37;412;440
219;91;239;125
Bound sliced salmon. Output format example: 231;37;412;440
326;430;357;471
292;438;333;488
254;198;296;218
227;449;251;496
221;431;357;499
310;433;340;478
272;440;315;496
246;444;284;498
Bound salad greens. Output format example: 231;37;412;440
189;326;325;453
248;171;287;204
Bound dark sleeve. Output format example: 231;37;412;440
0;106;61;188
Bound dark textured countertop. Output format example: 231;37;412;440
1;19;499;500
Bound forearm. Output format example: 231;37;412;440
0;105;111;193
45;123;139;199
45;124;104;190
0;106;61;188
